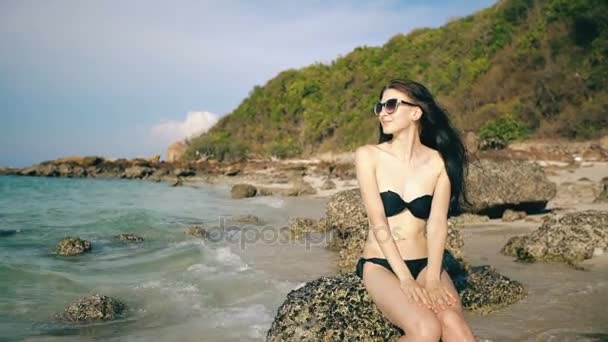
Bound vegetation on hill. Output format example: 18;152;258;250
185;0;608;161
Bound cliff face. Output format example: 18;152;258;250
184;0;608;161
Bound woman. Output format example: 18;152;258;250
354;79;476;341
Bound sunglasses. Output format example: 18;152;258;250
374;98;419;115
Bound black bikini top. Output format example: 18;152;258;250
379;190;433;219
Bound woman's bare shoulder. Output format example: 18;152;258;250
426;148;446;177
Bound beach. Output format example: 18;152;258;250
1;154;607;341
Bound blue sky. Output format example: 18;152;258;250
0;0;496;167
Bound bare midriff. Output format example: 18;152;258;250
362;143;437;260
362;211;429;260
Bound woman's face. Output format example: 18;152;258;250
378;88;421;135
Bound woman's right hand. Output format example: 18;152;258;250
399;278;433;309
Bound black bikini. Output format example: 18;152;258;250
380;190;433;219
355;181;434;280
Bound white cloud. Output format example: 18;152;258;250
151;111;220;144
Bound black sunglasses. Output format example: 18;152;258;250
374;98;419;115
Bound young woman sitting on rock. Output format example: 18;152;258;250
354;79;476;341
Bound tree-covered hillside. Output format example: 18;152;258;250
185;0;608;161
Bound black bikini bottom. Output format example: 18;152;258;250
355;257;428;281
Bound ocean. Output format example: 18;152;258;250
0;175;336;341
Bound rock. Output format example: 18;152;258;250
224;166;241;176
114;233;144;242
500;235;528;257
593;177;608;203
267;274;403;341
287;217;328;240
500;210;608;265
289;178;317;196
232;214;264;225
501;209;527;222
464;158;557;217
185;225;208;238
266;186;526;340
174;168;195;177
54;294;126;322
19;166;38;176
169;177;184;187
167;141;187;162
459;265;526;315
150;154;160;163
124;166;154;179
451;213;490;226
231;184;257;198
266;262;523;341
320;179;336;190
54;237;92;256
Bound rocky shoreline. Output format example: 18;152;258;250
2;137;608;340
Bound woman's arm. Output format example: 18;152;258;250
355;145;414;281
425;159;451;283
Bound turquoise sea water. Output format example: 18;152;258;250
0;175;333;341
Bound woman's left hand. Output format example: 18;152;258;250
425;279;457;313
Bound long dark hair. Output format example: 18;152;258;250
377;79;470;217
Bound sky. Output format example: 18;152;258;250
0;0;496;167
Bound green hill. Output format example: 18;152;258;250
185;0;608;161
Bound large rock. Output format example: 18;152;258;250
501;210;608;265
231;183;258;198
54;237;92;256
287;217;328;240
463;158;557;217
266;262;524;341
123;166;154;179
267;188;526;340
593;177;608;203
54;294;126;322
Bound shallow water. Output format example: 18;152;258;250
0;175;336;341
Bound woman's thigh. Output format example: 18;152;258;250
362;262;440;332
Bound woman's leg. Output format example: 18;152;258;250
416;267;477;342
362;262;442;341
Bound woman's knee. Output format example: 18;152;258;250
438;309;470;337
405;315;442;341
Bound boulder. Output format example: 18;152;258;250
320;179;336;190
501;210;608;265
287;217;328;240
266;262;524;341
231;184;257;198
185;225;208;238
54;294;126;322
593;177;608;203
114;233;144;242
54;237;92;256
501;209;527;222
463;158;557;217
450;213;490;226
